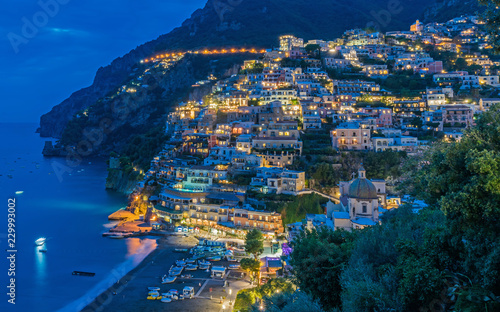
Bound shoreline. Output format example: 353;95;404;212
78;239;164;312
79;235;197;312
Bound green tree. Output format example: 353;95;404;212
234;288;256;312
241;258;261;283
305;44;321;58
253;291;327;312
245;229;264;260
290;227;357;311
399;104;500;302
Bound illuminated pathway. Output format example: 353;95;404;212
140;47;268;63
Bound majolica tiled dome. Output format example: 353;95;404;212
348;167;378;199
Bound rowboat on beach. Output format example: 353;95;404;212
162;276;177;284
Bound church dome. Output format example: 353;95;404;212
348;167;378;200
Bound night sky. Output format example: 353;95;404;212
0;0;207;123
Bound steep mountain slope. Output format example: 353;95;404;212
39;0;438;138
423;0;483;23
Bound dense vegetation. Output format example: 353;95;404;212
119;125;168;171
288;106;500;311
234;278;297;312
291;150;407;190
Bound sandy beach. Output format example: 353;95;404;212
80;234;250;312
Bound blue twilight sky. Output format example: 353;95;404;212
0;0;207;123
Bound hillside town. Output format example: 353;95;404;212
101;14;500;311
113;15;495;234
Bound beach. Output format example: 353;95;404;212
80;235;251;312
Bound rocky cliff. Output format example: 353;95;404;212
39;0;438;138
423;0;483;23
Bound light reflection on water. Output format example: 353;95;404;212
35;245;47;285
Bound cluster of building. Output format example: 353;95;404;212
124;15;499;239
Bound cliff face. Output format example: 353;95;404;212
105;169;138;194
422;0;483;23
39;0;438;138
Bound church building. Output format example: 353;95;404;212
326;166;385;231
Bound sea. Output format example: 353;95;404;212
0;123;157;312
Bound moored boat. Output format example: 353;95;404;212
35;237;46;246
162;276;177;284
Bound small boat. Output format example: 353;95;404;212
35;238;46;246
161;297;172;303
185;264;198;271
175;260;186;267
162;276;176;284
185;259;196;264
109;235;124;239
72;271;95;277
39;249;47;253
148;291;159;296
15;191;23;195
148;287;160;291
207;256;221;261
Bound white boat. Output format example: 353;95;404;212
35;238;46;246
148;291;159;296
15;191;23;195
185;264;198;271
161;297;172;303
148;287;160;291
169;266;183;276
162;276;176;284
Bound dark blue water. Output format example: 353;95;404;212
0;123;156;311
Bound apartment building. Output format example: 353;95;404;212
331;122;372;151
